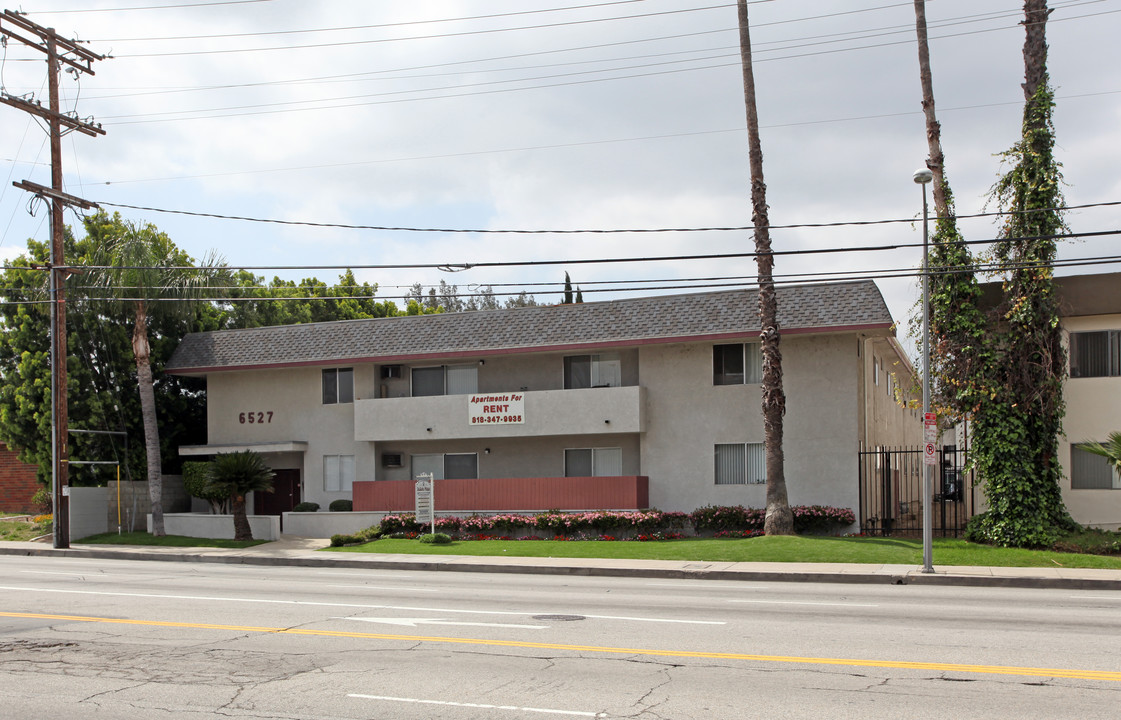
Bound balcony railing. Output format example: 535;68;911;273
354;385;644;442
353;475;649;513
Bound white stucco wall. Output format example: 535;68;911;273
639;334;862;514
69;486;109;540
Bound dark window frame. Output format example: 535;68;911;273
322;368;354;405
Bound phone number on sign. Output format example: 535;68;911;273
471;415;522;424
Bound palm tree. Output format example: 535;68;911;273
206;451;275;541
737;0;792;534
83;211;227;536
1082;433;1121;477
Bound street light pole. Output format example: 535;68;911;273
913;166;934;574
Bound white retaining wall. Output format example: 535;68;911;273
70;486;110;540
149;512;281;541
282;511;385;538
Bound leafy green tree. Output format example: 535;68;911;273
504;291;539;308
0;229;209;492
81;211;229;536
563;272;573;305
205;451;274;541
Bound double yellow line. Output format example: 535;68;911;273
4;610;1118;683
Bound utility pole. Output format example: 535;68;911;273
1;9;105;548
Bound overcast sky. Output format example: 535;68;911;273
1;0;1118;342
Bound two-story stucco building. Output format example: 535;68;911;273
166;280;919;524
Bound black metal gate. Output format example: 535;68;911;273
858;445;975;537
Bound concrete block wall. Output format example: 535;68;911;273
0;443;40;513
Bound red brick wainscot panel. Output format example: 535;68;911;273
354;476;649;513
0;442;40;513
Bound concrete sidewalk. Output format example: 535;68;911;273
2;536;1121;590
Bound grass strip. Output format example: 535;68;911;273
325;535;1121;569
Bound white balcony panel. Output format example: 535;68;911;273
355;386;644;442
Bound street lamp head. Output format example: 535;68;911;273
913;168;934;184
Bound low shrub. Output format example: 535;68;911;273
419;532;452;544
379;514;424;534
329;499;353;512
292;502;320;513
691;504;855;535
329;525;380;547
31;487;52;513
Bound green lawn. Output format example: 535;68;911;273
0;518;51;542
325;535;1121;569
76;531;267;549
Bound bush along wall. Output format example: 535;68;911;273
369;506;855;541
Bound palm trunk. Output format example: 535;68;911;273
737;0;792;535
231;494;253;541
914;0;949;215
132;300;164;536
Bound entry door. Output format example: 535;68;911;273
255;469;301;518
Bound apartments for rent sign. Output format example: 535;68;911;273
469;393;525;425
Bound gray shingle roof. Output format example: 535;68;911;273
167;281;893;373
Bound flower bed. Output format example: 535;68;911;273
370;505;854;541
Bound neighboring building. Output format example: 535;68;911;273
166;281;919;523
1051;273;1121;529
0;442;40;514
974;272;1121;530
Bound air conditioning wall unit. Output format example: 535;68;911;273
381;453;403;468
380;364;403;379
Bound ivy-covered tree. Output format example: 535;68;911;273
970;0;1071;546
915;0;1071;547
912;0;988;420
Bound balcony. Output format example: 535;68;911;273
354;385;644;442
353;475;649;512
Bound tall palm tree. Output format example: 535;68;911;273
207;451;275;541
737;0;792;535
83;211;227;535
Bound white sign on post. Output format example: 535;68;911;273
415;472;434;531
923;412;938;466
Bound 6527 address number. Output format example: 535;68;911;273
239;411;274;424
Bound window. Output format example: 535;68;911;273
873;357;880;386
410;453;479;480
714;443;765;485
564;354;621;389
322;368;354;404
1070;330;1121;378
713;343;762;385
411;364;478;397
323;455;355;492
1071;444;1120;489
564;447;623;477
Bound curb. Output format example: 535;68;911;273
4;544;1121;590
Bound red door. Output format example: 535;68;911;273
254;469;301;526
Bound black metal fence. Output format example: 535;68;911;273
858;445;976;537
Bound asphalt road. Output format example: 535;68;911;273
1;553;1119;719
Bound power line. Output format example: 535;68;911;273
91;199;1121;235
92;7;1116;127
31;0;279;13
7;254;1119;306
112;3;737;59
95;1;651;42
